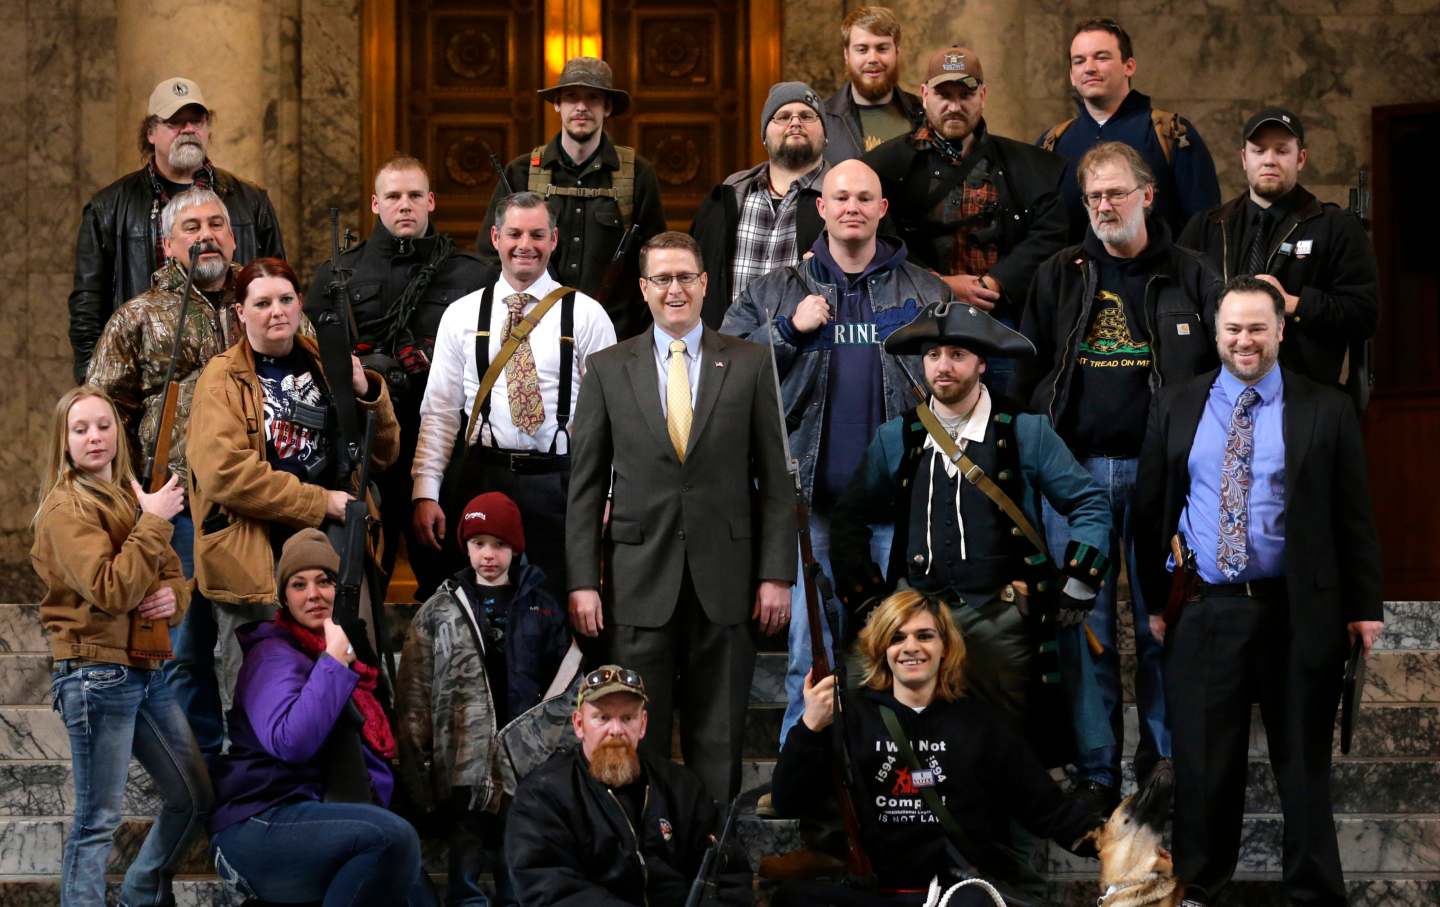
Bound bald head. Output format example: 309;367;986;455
818;159;888;247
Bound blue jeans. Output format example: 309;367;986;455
1042;455;1170;788
163;510;225;758
780;513;893;745
212;800;433;906
53;662;212;907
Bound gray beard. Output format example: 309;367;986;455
1092;206;1144;247
168;140;205;174
192;256;228;285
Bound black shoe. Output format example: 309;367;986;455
1074;779;1121;817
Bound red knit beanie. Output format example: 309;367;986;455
457;492;525;553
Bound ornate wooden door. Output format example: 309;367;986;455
396;0;547;242
602;0;755;228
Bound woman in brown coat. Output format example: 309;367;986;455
30;385;213;907
185;258;400;726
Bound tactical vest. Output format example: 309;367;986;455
1039;108;1190;165
527;144;636;227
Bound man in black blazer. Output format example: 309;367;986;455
566;231;797;801
1135;275;1383;906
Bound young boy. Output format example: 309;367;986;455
397;491;573;906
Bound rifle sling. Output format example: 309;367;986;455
466;285;577;446
913;404;1045;552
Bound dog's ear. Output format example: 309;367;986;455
1075;825;1104;858
1154;844;1174;873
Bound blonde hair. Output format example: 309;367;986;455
33;386;139;528
858;589;967;701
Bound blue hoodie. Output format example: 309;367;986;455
209;620;394;835
805;234;910;506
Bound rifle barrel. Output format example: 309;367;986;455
143;242;203;492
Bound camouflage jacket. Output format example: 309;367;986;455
396;564;573;815
86;260;242;483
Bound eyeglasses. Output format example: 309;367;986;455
1082;185;1143;209
643;272;702;288
582;667;645;692
771;111;820;125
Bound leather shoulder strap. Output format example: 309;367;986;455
1039;117;1076;153
913;403;1045;552
1150;109;1189;165
465;285;577;445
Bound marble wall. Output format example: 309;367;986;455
783;0;1440;205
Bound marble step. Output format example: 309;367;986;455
735;812;1440;876
1114;702;1440;760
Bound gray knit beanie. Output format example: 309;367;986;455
760;81;824;142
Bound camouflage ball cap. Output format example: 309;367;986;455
577;664;648;707
923;46;984;91
148;77;209;119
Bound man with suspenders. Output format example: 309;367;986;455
476;57;667;340
413;192;617;602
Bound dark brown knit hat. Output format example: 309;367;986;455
275;528;340;590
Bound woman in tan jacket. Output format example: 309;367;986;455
30;385;213;907
186;257;400;729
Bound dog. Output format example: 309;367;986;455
1083;760;1186;907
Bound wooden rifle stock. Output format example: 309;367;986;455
130;242;203;662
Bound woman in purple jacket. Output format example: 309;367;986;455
208;529;431;905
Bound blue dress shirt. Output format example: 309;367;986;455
1179;366;1286;584
653;320;704;418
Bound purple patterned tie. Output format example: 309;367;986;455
1217;385;1262;580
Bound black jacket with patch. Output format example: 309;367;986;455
1178;185;1377;394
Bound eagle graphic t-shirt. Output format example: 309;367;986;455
256;349;333;484
1062;255;1154;457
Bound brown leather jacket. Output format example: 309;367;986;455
29;488;189;667
186;334;400;605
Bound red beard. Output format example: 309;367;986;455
851;65;899;103
589;738;642;787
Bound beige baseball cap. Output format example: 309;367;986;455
923;46;984;92
148;77;209;119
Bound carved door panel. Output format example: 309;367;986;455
398;0;546;242
603;0;751;228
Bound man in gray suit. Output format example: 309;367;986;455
566;231;797;801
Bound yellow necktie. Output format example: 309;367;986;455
666;340;692;461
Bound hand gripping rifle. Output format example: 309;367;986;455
316;208;392;683
760;308;875;885
684;794;742;907
129;242;204;661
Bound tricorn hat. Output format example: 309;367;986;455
883;300;1036;359
538;57;631;117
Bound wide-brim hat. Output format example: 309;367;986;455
883;300;1036;359
538;57;631;117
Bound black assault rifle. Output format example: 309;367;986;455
760;308;875;885
485;143;516;198
596;223;640;314
1348;167;1374;413
316;207;392;683
684;794;742;907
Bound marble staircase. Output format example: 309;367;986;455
0;601;1435;904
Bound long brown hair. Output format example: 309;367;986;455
33;386;138;528
857;590;967;702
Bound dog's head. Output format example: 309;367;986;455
1083;760;1176;891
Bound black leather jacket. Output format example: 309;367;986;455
68;163;285;382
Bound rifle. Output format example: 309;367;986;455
759;307;875;884
891;356;1104;656
1347;167;1374;413
684;794;742;907
315;208;392;682
484;143;516;198
595;223;640;314
130;241;203;662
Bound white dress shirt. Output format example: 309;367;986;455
412;271;616;501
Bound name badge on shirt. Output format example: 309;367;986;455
1295;239;1313;258
910;769;937;788
1277;242;1295;257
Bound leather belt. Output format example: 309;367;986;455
1198;577;1287;600
474;446;570;475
